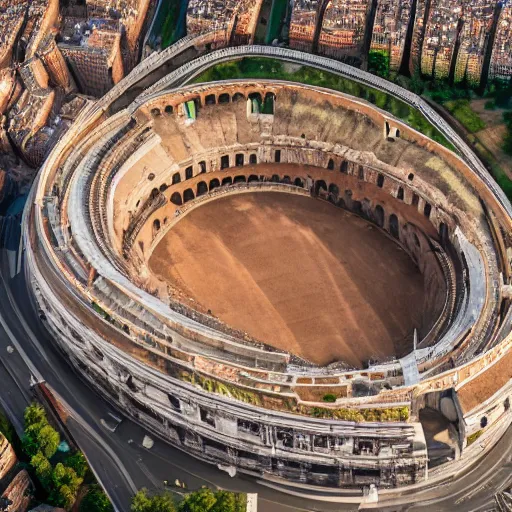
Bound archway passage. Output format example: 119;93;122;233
149;193;427;368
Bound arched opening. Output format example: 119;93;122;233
271;174;280;183
209;178;220;191
248;174;259;182
389;214;400;239
165;105;173;114
232;92;244;102
480;416;488;428
234;175;246;184
327;158;335;170
374;205;384;227
172;172;181;185
197;181;208;196
249;153;257;164
282;175;291;184
377;174;384;188
183;188;195;203
412;193;420;207
424;203;432;218
185;166;193;180
153;219;161;234
150;188;159;199
221;155;229;169
159;183;168;193
294;177;304;187
148;173;155;181
205;94;216;105
340;161;348;173
170;192;182;205
249;92;263;114
150;107;161;117
358;166;365;180
397;187;404;200
235;153;244;167
218;93;230;104
328;183;339;201
408;173;414;181
439;222;449;246
263;92;275;114
274;149;281;163
199;161;206;173
222;177;233;186
315;180;327;195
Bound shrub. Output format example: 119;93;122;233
80;485;113;512
322;394;337;403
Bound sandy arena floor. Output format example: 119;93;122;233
149;192;425;367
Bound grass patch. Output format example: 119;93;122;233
466;429;484;446
444;99;486;133
192;57;453;150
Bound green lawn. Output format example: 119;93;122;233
444;99;486;133
192;57;453;149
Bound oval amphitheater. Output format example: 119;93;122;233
25;42;512;495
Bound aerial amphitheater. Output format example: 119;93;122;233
25;39;512;496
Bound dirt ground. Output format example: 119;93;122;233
149;192;425;368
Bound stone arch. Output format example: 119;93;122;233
234;175;246;184
328;183;339;201
153;219;161;235
248;174;259;182
159;183;168;193
377;174;384;188
294;177;304;187
424;202;432;218
327;158;335;170
150;188;159;199
151;107;161;117
374;204;384;227
232;92;244;102
205;94;216;105
389;214;400;239
340;161;348;173
282;175;292;184
263;92;276;114
439;222;449;246
249;92;263;113
170;192;182;205
271;174;280;183
199;161;207;173
183;188;195;203
235;153;244;166
249;153;257;164
397;186;404;200
358;165;365;180
164;105;173;114
222;177;233;186
185;166;193;179
197;181;208;196
172;172;181;185
209;178;220;191
315;180;327;195
218;93;230;104
221;155;229;169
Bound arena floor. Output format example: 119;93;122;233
149;192;425;367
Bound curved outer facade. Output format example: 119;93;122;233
25;39;512;495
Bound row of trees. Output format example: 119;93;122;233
23;403;112;512
132;488;247;512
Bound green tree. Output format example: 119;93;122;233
132;488;176;512
37;424;61;459
210;490;237;512
31;451;53;489
24;403;47;428
80;485;113;512
178;488;216;512
52;463;83;495
52;483;75;509
65;452;89;479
